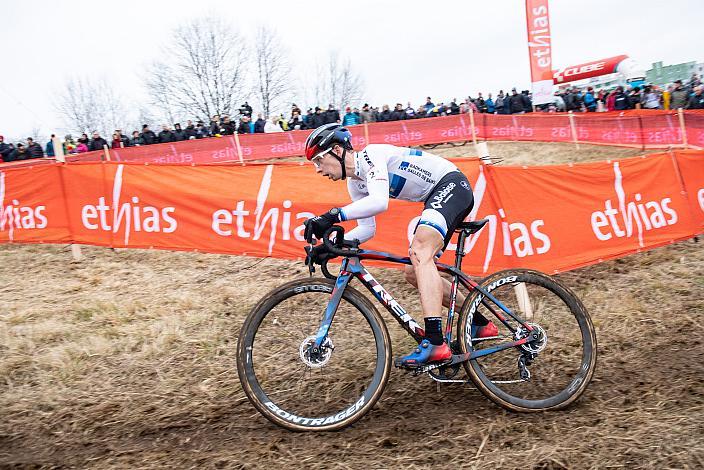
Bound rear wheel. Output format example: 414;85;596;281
237;278;391;431
458;269;597;411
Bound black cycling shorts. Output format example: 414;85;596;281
414;171;474;249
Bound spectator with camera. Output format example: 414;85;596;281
239;102;253;118
288;110;306;130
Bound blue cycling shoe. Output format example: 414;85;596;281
394;339;452;368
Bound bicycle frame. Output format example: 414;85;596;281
311;234;536;363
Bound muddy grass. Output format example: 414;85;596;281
1;142;702;469
256;141;663;167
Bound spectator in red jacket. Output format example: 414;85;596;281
111;132;122;149
606;90;617;111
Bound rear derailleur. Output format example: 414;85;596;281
517;352;536;381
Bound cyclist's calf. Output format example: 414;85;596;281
404;265;418;288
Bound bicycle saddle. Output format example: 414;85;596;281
455;219;489;234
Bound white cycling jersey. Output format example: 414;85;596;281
340;144;458;243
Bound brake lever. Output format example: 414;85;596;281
304;244;315;276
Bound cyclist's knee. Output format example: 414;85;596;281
409;240;436;265
410;229;442;265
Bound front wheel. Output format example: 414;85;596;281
458;269;597;412
237;278;391;431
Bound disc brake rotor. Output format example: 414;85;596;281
520;323;548;354
299;335;334;368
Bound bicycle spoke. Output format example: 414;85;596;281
239;280;388;429
460;270;596;410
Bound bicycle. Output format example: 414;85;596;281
237;220;597;431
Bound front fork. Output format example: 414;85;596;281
311;259;353;353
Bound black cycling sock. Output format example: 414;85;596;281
424;317;444;345
473;312;490;327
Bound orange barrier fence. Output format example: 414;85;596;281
4;110;702;169
1;151;702;275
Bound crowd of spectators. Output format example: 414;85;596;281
546;75;703;112
2;75;703;163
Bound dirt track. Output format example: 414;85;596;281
1;142;703;468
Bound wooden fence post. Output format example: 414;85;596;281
568;111;580;150
55;134;82;262
468;107;478;146
233;132;244;164
677;108;688;148
52;135;65;163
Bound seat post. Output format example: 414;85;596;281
454;230;468;269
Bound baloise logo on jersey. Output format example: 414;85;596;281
430;182;456;209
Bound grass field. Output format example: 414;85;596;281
1;142;702;468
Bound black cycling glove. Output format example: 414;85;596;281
304;208;342;242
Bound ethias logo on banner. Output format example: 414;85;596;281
0;172;48;241
591;162;678;246
80;165;177;244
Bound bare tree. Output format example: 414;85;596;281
335;56;365;110
54;76;128;136
253;26;291;118
309;51;364;110
144;63;178;125
144;17;249;122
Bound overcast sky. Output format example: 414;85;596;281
1;0;702;140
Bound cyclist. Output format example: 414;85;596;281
303;123;498;367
